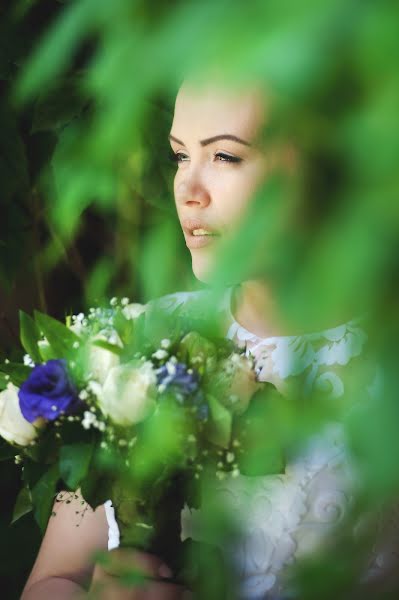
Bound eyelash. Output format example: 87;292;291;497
169;151;242;164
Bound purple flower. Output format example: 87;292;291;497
156;361;200;397
18;359;80;423
156;361;209;420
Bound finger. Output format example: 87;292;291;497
91;565;190;600
129;581;192;600
99;548;173;581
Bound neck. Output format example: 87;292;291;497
231;279;290;338
230;279;357;339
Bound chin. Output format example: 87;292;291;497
190;252;215;284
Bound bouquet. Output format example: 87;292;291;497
0;295;282;591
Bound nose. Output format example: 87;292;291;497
175;173;211;208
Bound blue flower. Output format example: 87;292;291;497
156;361;209;420
18;359;81;423
156;361;200;397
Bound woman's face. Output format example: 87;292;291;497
169;80;270;283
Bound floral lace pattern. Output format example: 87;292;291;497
104;287;385;599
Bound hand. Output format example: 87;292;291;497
90;547;192;599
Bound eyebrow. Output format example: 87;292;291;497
168;133;252;147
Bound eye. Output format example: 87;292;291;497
214;152;242;164
168;151;189;163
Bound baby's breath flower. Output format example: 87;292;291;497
23;354;34;367
226;452;235;463
82;410;97;430
152;349;168;360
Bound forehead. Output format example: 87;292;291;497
172;80;267;142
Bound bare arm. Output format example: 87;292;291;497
21;491;108;599
20;491;189;599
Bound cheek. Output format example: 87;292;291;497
213;163;268;226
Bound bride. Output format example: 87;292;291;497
21;76;375;599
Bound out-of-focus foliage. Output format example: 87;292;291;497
1;0;398;597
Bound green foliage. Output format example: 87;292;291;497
33;310;80;358
19;311;42;364
11;486;33;525
0;0;398;596
59;441;94;490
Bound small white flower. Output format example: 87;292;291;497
82;410;97;430
79;390;89;400
73;341;80;349
160;338;171;349
110;297;118;307
226;452;235;463
87;380;103;398
122;302;146;321
23;354;34;367
121;297;130;306
152;349;168;360
166;362;176;376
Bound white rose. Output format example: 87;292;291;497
0;383;39;446
122;302;146;320
88;332;122;385
99;361;157;425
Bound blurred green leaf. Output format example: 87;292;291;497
205;394;232;449
59;442;94;490
34;310;80;358
11;485;33;525
19;311;42;364
0;363;32;387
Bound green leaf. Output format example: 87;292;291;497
19;310;42;364
0;363;32;387
205;394;233;449
59;442;94;490
30;463;59;533
11;485;33;524
91;339;123;355
34;310;80;358
0;372;8;391
38;340;56;362
178;331;217;375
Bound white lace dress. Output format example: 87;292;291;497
104;286;384;599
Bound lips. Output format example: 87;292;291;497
181;217;221;249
